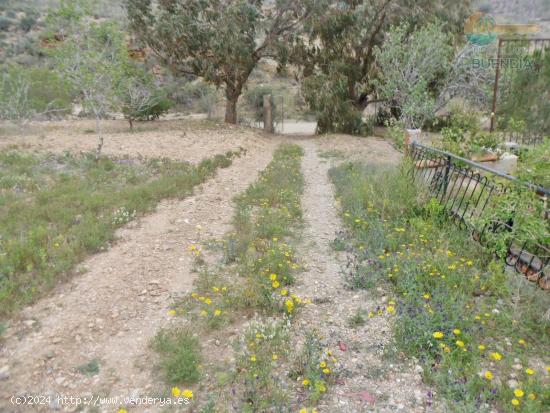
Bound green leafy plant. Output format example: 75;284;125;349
153;328;201;385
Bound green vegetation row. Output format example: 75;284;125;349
0;147;241;318
329;162;550;413
155;144;331;411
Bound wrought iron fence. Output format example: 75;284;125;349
502;130;545;146
409;142;549;289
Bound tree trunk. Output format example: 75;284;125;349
225;95;238;124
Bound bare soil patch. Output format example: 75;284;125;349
289;140;440;412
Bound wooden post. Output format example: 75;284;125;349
263;94;274;133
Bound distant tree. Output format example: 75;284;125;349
295;0;473;133
51;20;128;158
125;0;314;124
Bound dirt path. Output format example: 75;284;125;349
0;140;278;412
292;140;439;412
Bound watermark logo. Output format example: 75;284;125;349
464;12;540;46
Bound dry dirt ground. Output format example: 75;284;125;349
0;118;269;163
0;120;420;412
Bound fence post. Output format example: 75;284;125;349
263;95;274;133
443;155;451;195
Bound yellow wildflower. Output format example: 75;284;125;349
518;339;526;346
250;355;257;362
281;289;288;296
320;361;327;368
302;378;310;386
272;280;280;288
168;309;176;316
433;331;444;339
484;371;493;380
171;387;181;397
511;399;520;406
453;329;461;335
270;273;277;281
285;299;294;313
490;352;502;361
528;393;536;400
182;389;193;399
478;344;486;351
514;389;524;398
525;368;535;375
456;340;465;348
214;309;222;316
387;306;395;314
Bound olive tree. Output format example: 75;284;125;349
375;22;496;130
374;23;453;129
125;0;314;124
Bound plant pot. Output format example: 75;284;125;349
470;152;498;162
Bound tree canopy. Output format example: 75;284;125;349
126;0;314;124
295;0;473;133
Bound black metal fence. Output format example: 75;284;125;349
502;130;545;146
408;142;549;288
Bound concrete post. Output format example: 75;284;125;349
263;95;274;133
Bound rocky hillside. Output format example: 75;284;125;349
477;0;550;34
0;0;125;65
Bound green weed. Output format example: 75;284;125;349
153;328;201;385
76;359;100;377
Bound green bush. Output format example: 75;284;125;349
302;71;367;135
19;15;36;32
118;64;173;126
140;96;172;120
0;16;12;31
516;138;550;188
498;47;550;135
0;65;74;121
24;66;74;114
